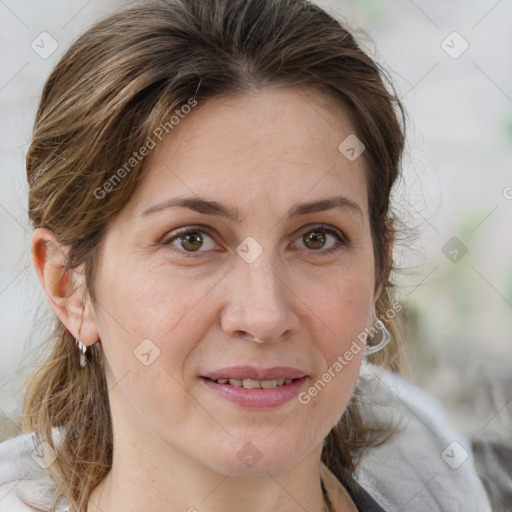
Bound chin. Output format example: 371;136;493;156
199;435;311;476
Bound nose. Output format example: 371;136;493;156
219;249;299;344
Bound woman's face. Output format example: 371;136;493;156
90;85;378;475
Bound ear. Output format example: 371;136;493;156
31;227;99;346
374;223;395;302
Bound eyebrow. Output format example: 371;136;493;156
141;195;363;221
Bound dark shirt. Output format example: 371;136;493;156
321;473;387;512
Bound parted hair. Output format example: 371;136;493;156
22;0;406;510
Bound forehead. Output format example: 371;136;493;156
128;85;369;220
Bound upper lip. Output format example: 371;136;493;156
202;366;307;381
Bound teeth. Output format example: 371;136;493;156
213;377;296;388
243;379;261;389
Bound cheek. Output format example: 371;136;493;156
297;268;372;413
91;260;208;424
333;285;373;341
94;255;217;341
301;264;375;346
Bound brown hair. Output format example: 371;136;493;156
23;0;406;509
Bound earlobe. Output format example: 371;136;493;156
31;227;99;346
374;223;395;302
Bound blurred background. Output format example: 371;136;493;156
1;0;511;505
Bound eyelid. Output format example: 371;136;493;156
293;223;347;243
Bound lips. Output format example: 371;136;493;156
201;373;309;409
201;365;307;381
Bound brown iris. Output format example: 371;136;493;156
181;231;204;251
303;230;326;250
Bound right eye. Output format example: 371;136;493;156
162;226;219;257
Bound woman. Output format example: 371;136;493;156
0;0;492;511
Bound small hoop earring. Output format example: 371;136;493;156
75;338;87;368
364;319;391;356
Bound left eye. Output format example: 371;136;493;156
162;224;346;256
294;225;346;253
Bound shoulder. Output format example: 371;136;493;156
0;433;41;511
354;364;492;512
0;432;67;512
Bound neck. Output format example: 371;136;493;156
87;389;327;512
88;443;327;512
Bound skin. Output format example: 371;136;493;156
32;85;386;512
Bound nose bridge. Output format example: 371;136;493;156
237;233;282;298
243;251;280;304
221;240;297;342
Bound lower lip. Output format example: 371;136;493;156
201;376;308;409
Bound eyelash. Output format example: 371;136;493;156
161;224;348;258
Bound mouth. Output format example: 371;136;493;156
200;370;309;409
202;376;297;388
